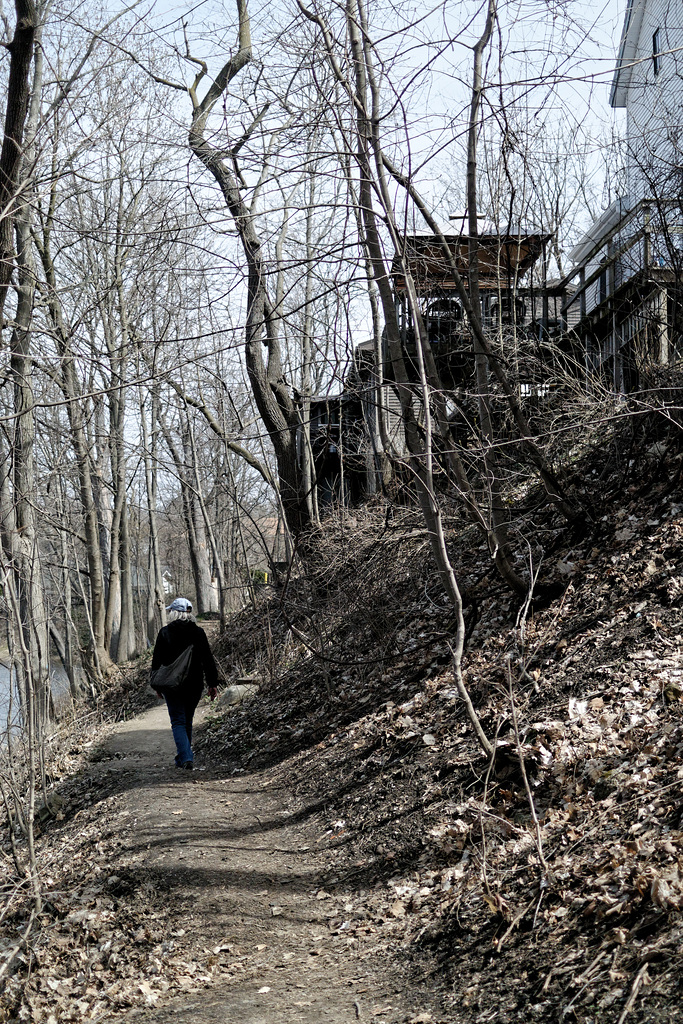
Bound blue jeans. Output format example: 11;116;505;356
164;690;201;765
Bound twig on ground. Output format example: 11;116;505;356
531;888;546;929
480;717;503;897
561;946;611;1017
506;657;549;877
493;896;536;953
575;946;610;986
0;907;37;985
617;963;650;1024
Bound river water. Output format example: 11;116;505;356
0;664;71;729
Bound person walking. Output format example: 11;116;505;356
151;598;218;769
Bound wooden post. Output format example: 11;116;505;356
657;288;669;365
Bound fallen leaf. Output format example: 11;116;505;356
568;698;588;720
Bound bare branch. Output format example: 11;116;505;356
191;0;252;131
167;378;276;490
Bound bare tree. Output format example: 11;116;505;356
186;2;311;538
0;1;52;722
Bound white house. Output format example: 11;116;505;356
612;0;683;202
563;0;683;390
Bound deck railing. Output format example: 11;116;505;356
562;199;683;325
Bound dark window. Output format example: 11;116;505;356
653;28;662;75
599;270;607;305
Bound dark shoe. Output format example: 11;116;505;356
182;761;194;770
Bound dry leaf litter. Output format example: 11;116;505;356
1;416;683;1022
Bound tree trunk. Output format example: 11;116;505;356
117;494;137;661
35;287;110;671
187;0;310;538
56;478;86;698
466;1;510;553
187;416;226;625
158;411;218;615
0;0;37;323
301;173;320;523
140;383;166;643
4;22;51;724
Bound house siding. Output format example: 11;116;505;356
560;0;683;390
618;0;683;202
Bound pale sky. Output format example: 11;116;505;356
139;0;632;246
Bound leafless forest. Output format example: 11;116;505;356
1;0;683;1012
0;0;628;694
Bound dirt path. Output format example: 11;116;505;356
96;703;427;1024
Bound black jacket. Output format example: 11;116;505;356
151;620;218;696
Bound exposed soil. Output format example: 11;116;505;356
105;705;431;1024
191;418;683;1024
3;411;683;1023
0;699;437;1023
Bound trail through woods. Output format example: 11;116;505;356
7;425;683;1023
90;704;427;1024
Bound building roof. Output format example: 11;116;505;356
569;196;632;265
610;0;646;108
393;227;550;293
446;213;544;236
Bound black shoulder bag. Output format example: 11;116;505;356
149;643;194;694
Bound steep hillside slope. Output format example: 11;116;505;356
198;415;683;1022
